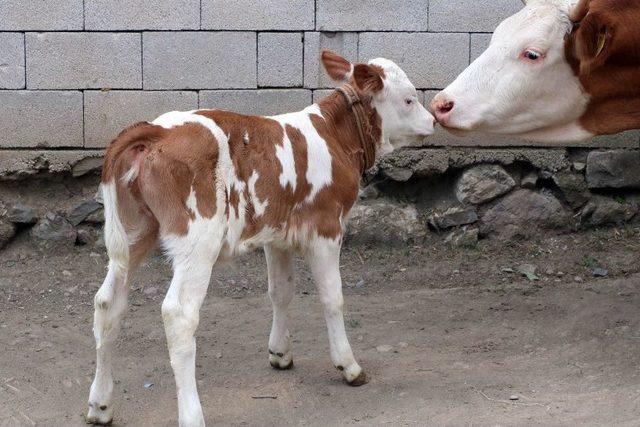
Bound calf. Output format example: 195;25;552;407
86;50;434;426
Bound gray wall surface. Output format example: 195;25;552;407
0;0;637;152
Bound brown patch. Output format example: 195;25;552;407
353;63;385;93
565;0;640;135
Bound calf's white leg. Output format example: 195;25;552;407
87;260;129;424
306;237;368;386
264;244;295;369
162;222;223;427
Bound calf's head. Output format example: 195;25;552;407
321;50;435;154
431;0;640;142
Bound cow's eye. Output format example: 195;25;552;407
522;49;543;62
405;98;414;106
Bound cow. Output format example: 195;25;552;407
86;50;435;426
430;0;640;142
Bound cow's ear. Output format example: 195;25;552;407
321;50;353;82
573;12;611;73
352;63;385;93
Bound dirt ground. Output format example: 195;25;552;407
1;226;640;426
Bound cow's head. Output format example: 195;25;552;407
321;50;435;154
430;0;640;142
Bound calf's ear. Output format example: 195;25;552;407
573;12;611;74
321;50;353;81
352;63;384;93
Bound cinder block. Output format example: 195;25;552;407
312;89;335;103
0;91;83;148
430;0;522;32
85;0;199;30
26;33;141;89
470;33;492;62
304;32;358;89
199;89;311;116
316;0;428;31
84;90;199;148
201;0;314;30
0;0;82;30
258;33;303;88
359;33;469;89
143;32;256;89
0;33;25;89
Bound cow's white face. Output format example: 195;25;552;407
432;0;592;142
369;58;436;153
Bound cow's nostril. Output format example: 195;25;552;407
437;100;454;114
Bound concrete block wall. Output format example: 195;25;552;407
0;0;637;155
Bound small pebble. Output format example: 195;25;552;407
574;276;584;283
509;395;519;401
62;270;72;277
592;267;609;278
376;344;393;353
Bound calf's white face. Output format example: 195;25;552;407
432;0;591;142
368;58;435;151
322;51;435;153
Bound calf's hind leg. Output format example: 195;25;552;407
265;245;296;369
161;223;223;427
87;228;157;425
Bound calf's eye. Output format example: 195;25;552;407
405;98;414;106
522;49;543;62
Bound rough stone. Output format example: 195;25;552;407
552;171;591;209
30;212;77;249
202;0;314;30
317;0;429;31
444;227;479;248
76;225;100;246
85;0;199;30
0;217;17;249
429;207;478;230
85;208;105;224
0;33;25;89
0;91;83;148
68;201;103;226
580;196;638;227
0;151;104;180
521;171;538;189
26;33;142;89
258;33;303;88
71;156;104;178
8;203;38;225
470;33;492;62
586;150;640;189
347;200;425;245
378;148;570;183
456;165;516;205
143;32;256;89
480;189;571;240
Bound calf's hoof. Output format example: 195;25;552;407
86;402;113;425
269;350;293;370
346;371;369;387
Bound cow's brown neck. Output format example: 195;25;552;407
316;87;382;176
566;0;640;135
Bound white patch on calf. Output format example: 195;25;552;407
248;171;268;217
274;128;297;192
271;105;333;203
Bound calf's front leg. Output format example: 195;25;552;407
306;237;368;386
